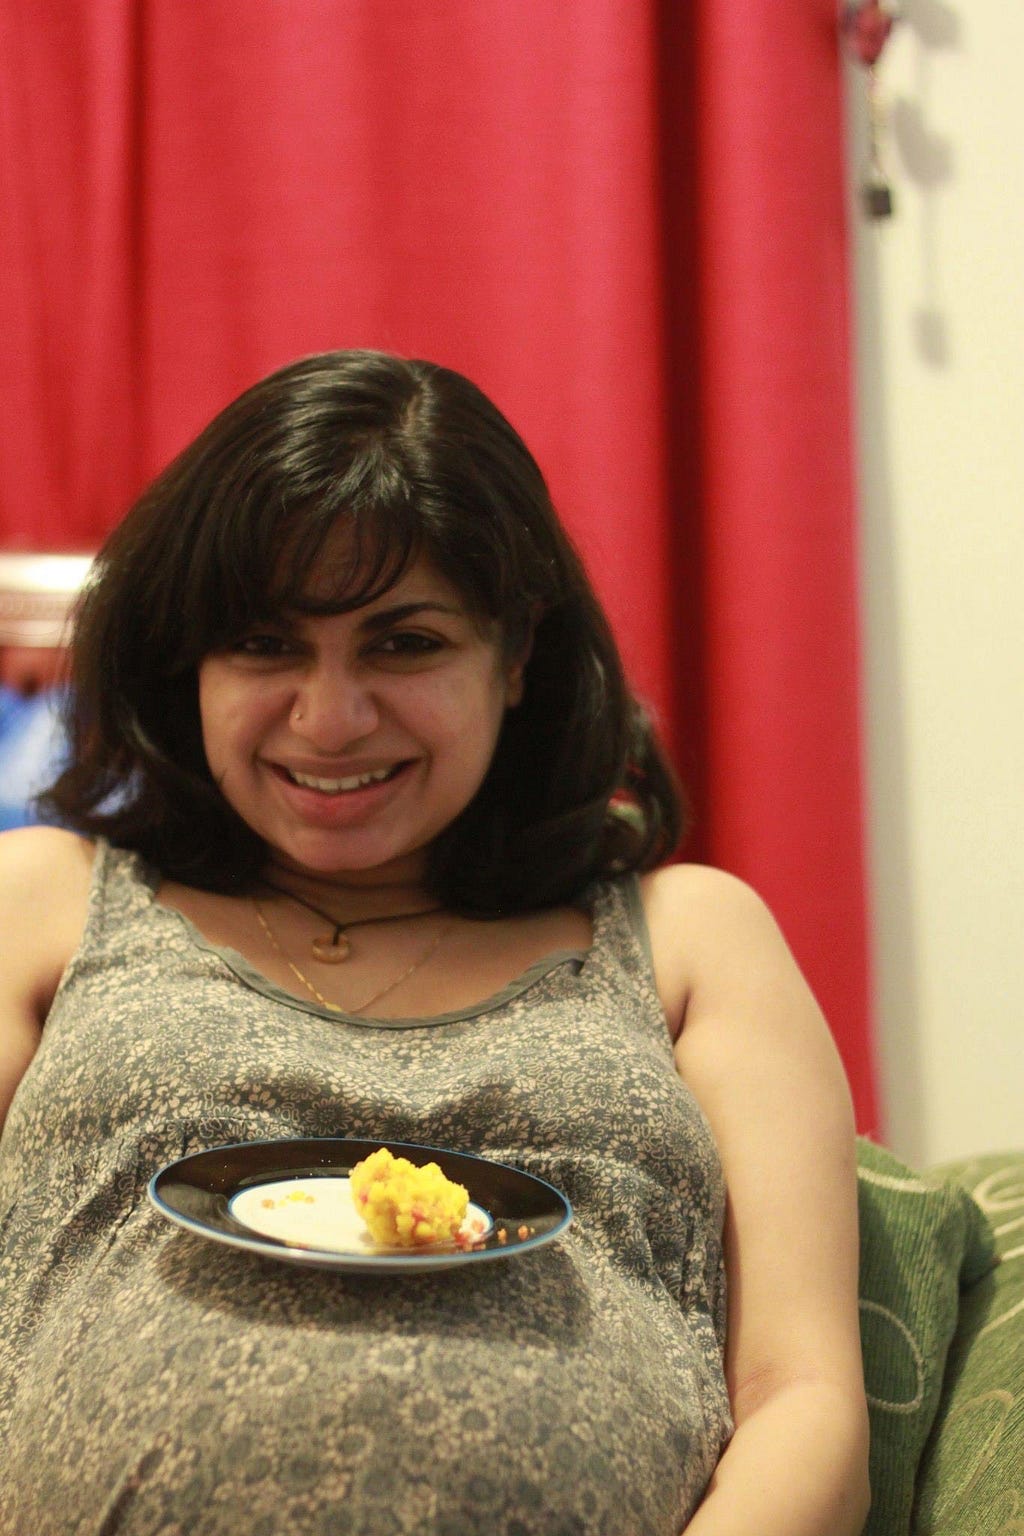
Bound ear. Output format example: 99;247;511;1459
504;661;527;708
503;618;537;708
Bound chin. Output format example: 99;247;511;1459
271;837;429;885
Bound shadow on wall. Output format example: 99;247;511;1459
888;0;962;366
844;21;948;1165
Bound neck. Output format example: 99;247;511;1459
260;864;432;914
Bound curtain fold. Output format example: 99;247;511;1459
0;0;878;1129
0;1;144;546
692;0;878;1128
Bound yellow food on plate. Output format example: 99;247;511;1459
349;1147;470;1248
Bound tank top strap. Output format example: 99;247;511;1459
585;874;666;1028
81;840;162;949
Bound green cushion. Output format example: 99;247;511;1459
855;1138;996;1536
911;1153;1024;1535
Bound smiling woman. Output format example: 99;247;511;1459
197;559;522;889
36;351;676;913
0;351;868;1536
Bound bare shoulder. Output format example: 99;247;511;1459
0;827;96;987
0;823;96;894
0;828;95;1127
640;861;774;937
638;862;784;1032
640;861;842;1075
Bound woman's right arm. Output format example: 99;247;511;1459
0;827;94;1132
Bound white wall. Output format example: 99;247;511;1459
848;0;1024;1166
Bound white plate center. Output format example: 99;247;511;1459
230;1176;491;1255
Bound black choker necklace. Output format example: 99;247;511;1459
257;879;444;964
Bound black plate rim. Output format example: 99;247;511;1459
147;1136;573;1273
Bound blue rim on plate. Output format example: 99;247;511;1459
147;1137;573;1273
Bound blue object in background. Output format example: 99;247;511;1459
0;686;69;831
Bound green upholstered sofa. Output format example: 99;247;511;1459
856;1140;1024;1535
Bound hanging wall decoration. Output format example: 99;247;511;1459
842;0;901;218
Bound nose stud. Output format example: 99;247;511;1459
291;701;305;725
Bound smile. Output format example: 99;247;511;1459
284;765;402;795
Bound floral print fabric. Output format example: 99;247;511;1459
0;842;731;1535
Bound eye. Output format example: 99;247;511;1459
371;631;446;659
228;631;298;659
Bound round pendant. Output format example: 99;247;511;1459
312;932;350;963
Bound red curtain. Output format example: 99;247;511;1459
0;1;878;1130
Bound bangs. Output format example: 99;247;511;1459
271;500;421;620
172;443;427;665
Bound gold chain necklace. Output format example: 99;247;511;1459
252;898;453;1015
258;877;443;964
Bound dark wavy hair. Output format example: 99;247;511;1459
40;350;684;912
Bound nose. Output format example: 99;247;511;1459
289;663;380;750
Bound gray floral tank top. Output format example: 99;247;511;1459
0;841;731;1535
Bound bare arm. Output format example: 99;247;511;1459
643;865;870;1536
0;827;94;1132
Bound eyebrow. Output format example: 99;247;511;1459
356;601;466;634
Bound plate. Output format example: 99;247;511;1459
147;1137;573;1273
229;1176;494;1253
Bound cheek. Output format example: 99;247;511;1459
198;675;282;770
196;672;225;768
419;674;508;755
447;690;511;797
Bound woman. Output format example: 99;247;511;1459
0;351;869;1535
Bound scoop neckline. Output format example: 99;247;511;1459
142;864;598;1029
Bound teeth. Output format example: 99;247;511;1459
289;767;394;794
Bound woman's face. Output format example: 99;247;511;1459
198;553;525;889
